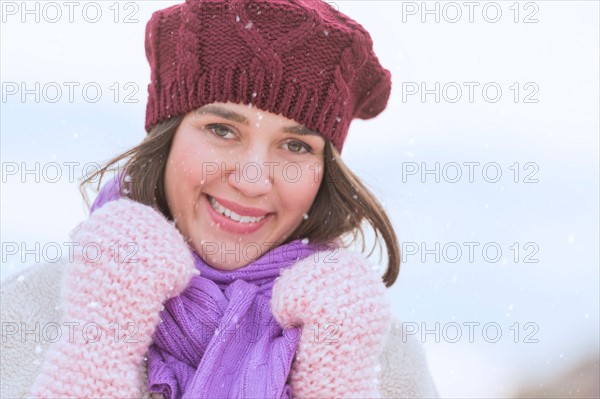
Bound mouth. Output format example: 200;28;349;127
208;196;267;224
205;194;272;235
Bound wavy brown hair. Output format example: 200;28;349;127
81;116;400;287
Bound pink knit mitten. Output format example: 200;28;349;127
30;199;198;398
271;247;391;398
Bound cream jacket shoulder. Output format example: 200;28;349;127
1;260;438;398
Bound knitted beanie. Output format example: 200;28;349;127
144;0;392;152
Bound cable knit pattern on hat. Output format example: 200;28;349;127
271;247;391;398
144;0;392;152
29;199;198;398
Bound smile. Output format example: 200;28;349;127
208;196;267;224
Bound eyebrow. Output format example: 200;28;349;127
195;105;322;137
282;125;321;136
196;105;248;124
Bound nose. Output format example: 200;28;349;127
224;157;274;198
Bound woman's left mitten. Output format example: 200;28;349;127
29;199;198;398
271;249;392;398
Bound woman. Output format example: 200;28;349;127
1;0;438;397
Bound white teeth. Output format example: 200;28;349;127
209;196;266;223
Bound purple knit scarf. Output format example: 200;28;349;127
90;177;320;398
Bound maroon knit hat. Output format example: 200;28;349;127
144;0;391;152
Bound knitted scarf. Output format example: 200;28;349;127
90;177;320;398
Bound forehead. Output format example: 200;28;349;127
194;102;323;138
195;102;287;123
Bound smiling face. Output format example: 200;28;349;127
164;102;326;271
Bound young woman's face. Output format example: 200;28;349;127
164;102;326;271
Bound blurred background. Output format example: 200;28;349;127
1;1;598;397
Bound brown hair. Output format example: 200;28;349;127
81;117;400;287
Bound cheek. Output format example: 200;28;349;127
282;162;323;208
164;141;205;214
166;141;209;187
163;154;182;217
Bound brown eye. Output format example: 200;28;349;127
206;124;235;139
285;140;311;154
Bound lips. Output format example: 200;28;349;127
204;195;272;235
209;196;267;223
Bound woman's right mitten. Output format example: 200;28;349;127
30;198;198;398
